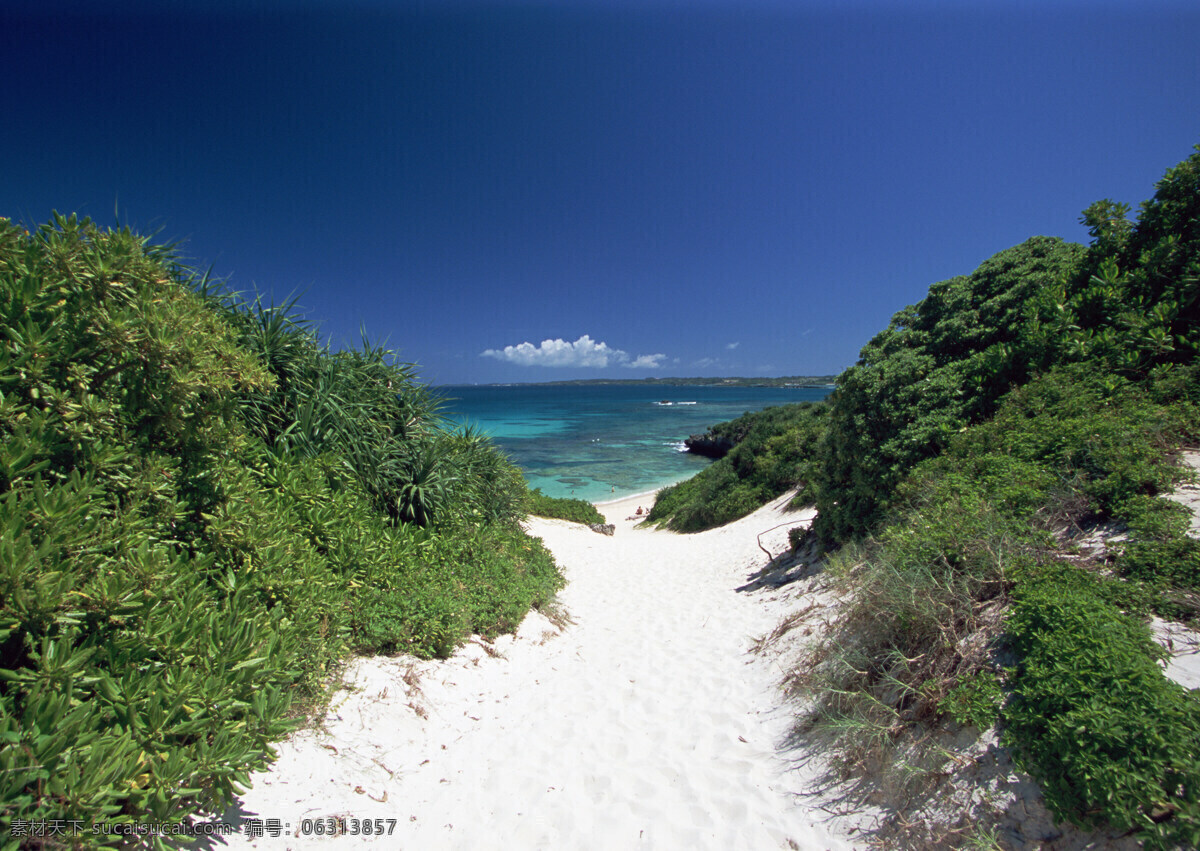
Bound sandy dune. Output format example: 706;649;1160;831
223;493;858;850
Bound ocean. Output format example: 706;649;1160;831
437;383;832;503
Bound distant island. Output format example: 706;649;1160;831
481;376;840;388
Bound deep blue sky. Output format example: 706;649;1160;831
5;1;1199;385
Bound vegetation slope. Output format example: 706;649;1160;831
647;402;827;532
0;216;563;843
652;144;1200;847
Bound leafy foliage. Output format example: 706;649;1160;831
812;236;1086;543
0;215;562;840
647;402;826;532
1049;147;1200;377
1005;565;1200;849
796;359;1200;839
794;448;1048;768
940;671;1003;729
526;489;606;526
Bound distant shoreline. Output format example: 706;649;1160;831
439;382;833;504
437;376;839;389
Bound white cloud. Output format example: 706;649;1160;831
481;335;667;369
481;335;620;367
624;353;668;369
726;342;740;350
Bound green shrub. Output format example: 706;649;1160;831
648;402;826;532
790;361;1198;817
526;488;605;525
649;462;764;533
1004;569;1200;848
0;215;563;840
351;523;560;657
940;671;1004;729
1051;145;1200;377
787;526;807;550
963;367;1192;516
785;145;1200;845
0;215;297;837
1121;536;1200;594
796;465;1040;756
813;236;1087;543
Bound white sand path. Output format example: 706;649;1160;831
221;493;859;850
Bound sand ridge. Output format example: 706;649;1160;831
223;492;858;849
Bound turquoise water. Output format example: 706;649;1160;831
437;384;832;503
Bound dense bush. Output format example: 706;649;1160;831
797;359;1200;836
810;145;1200;547
685;404;800;453
812;236;1085;543
525;489;606;526
0;215;562;842
1005;565;1200;849
780;145;1200;845
963;366;1197;516
351;521;560;657
794;449;1050;768
1048;149;1200;377
647;402;826;532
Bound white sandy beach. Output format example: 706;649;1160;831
215;451;1200;851
222;492;860;850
